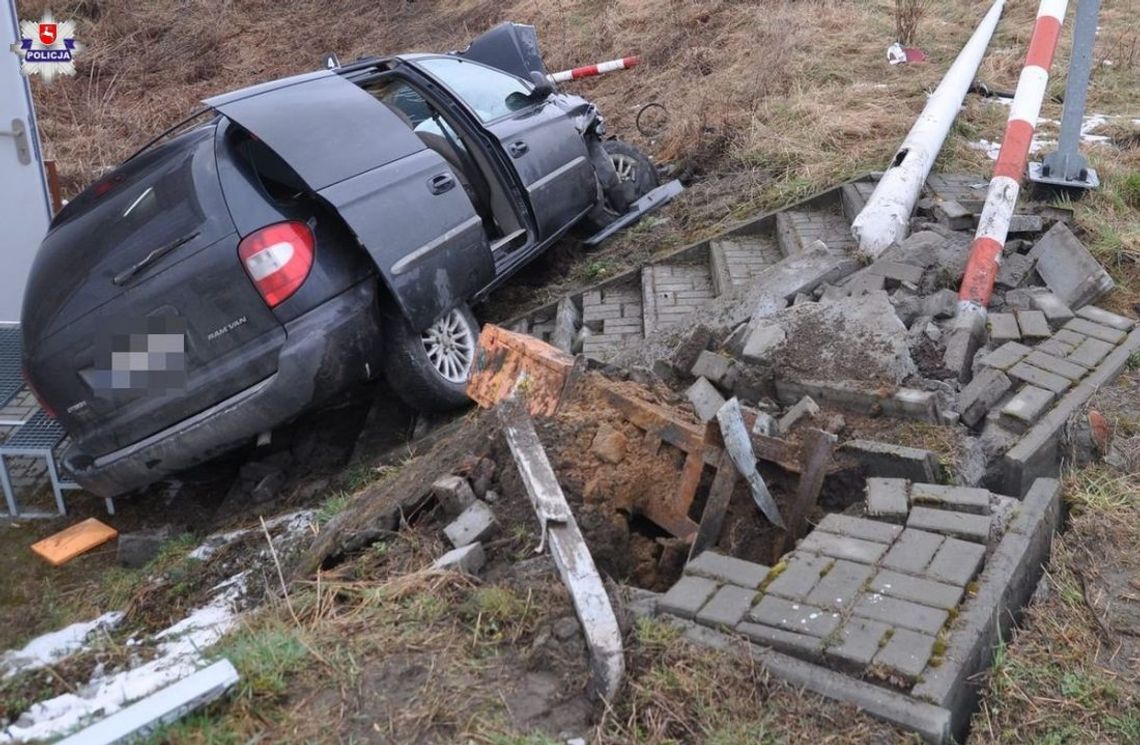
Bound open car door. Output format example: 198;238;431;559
205;72;493;331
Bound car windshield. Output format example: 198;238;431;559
415;57;532;122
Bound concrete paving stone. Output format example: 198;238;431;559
432;542;486;574
869;569;964;610
686;377;726;423
778;395;821;434
1029;291;1075;325
1007;361;1072;395
980;341;1032;371
842;440;940;482
765;552;832;600
736;621;824;657
925;537;986;586
1024;350;1087;381
1066;336;1116;369
843;272;887;296
872;628;937;682
444;501;499;548
815;514;903;544
988;313;1021;342
1052;328;1087;348
868;260;925;286
881;528;945;575
805;559;876;610
1007;214;1044;234
1000;385;1056;427
696;584;757;629
957;367;1013;428
1032;222;1115;308
798;530;890;564
996;253;1035;289
1015;310;1051;339
1075;305;1135;331
741;323;787;364
690;350;735;386
866;477;909;521
907;506;992;543
686;551;770;589
933;199;973;230
748;595;841;638
1035;338;1076;358
658;575;720;620
852;593;949;635
910;483;991;515
825;617;892;668
882;388;940;422
1063;318;1127;345
432;475;477;517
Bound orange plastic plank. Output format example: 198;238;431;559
31;518;118;566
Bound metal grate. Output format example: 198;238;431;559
3;409;66;450
0;327;22;409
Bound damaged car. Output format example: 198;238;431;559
21;23;678;497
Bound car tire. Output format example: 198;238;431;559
382;303;479;412
582;139;660;234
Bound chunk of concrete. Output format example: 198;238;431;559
988;313;1021;343
843;440;940;482
686;377;727;422
1028;291;1074;325
996;253;1034;290
741;321;787;363
432;475;476;517
690;350;735;386
444;501;499;548
778;395;820;434
1031;223;1115;308
957;368;1012;427
729;244;860;326
933;200;972;230
432;542;486;574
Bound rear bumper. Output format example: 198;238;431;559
65;280;382;497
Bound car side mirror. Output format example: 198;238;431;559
529;71;554;100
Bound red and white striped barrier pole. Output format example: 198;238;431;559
548;55;640;83
958;0;1068;314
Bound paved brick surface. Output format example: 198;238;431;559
779;208;857;255
925;537;986;586
659;575;719;619
853;593;948;635
805;559;875;610
1036;337;1077;358
873;628;937;681
581;282;644;358
712;236;784;289
1067;336;1115;368
816;514;903;544
1008;361;1071;394
749;595;840;637
799;530;890;564
907;506;991;543
980;341;1032;371
881;528;945;575
1015;310;1051;339
866;477;909;520
644;263;715;331
686;551;769;589
1024;350;1088;381
825;617;891;667
1064;318;1126;344
736;622;823;656
869;570;963;610
766;552;832;600
910;484;991;515
1052;328;1087;348
1000;385;1055;427
697;584;756;628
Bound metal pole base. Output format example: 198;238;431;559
1027;161;1100;190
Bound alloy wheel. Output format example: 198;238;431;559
421;309;475;383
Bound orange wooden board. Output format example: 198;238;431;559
31;518;118;566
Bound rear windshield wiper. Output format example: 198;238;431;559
113;231;200;286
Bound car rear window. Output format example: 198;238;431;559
49;126;232;258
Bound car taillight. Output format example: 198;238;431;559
22;366;56;418
238;221;315;308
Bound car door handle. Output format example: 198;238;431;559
508;141;529;158
428;173;456;195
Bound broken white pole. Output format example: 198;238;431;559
851;0;1006;258
56;659;239;745
498;398;624;699
548;55;640;83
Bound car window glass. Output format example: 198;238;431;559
368;78;433;129
415;57;532;122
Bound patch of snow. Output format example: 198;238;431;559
0;575;247;743
1;613;123;679
187;509;316;561
970;112;1128;162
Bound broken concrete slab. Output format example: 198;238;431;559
933;200;972;230
690;350;736;386
444;501;499;548
741;323;787;363
995;253;1034;290
686;377;726;422
957;368;1011;427
1031;223;1115;309
843;440;941;482
727;244;861;326
778;395;820;434
432;542;486;574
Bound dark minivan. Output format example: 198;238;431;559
22;24;668;497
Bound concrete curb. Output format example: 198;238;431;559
1002;326;1140;495
910;477;1062;741
669;618;953;743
